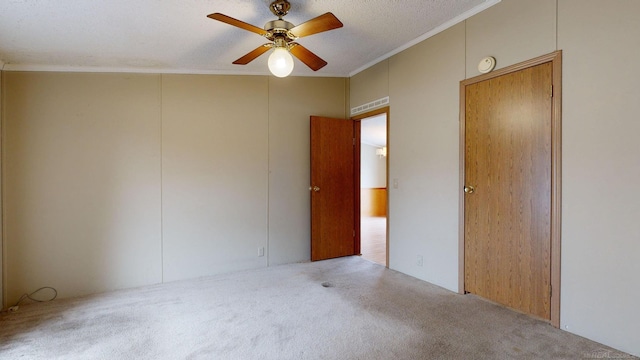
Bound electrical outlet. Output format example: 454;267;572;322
417;255;423;267
258;247;265;257
393;178;399;189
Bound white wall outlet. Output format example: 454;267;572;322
258;247;265;257
393;178;399;189
417;255;423;266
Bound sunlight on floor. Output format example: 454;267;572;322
361;216;386;266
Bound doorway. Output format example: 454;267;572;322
356;109;389;267
309;108;389;264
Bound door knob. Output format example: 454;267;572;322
464;185;475;194
311;186;320;192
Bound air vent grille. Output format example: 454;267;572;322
350;96;389;116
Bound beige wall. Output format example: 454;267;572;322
465;0;556;76
161;75;269;281
2;72;346;305
350;60;389;109
267;76;347;266
350;0;639;356
558;0;640;354
387;22;465;289
3;72;163;302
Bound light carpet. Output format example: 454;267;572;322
0;256;635;359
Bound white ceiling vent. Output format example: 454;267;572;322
351;96;390;116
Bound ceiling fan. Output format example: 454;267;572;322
208;0;343;77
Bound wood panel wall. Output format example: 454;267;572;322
361;188;387;217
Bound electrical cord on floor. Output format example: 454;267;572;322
4;286;58;313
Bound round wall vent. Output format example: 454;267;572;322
478;56;497;74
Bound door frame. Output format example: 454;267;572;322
352;106;390;267
458;51;562;327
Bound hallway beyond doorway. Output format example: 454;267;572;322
361;216;386;266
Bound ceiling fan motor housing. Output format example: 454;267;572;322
264;20;294;32
264;20;296;42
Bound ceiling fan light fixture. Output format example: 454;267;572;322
209;1;342;74
268;47;294;77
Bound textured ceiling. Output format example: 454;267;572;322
0;0;499;77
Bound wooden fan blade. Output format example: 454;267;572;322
232;44;273;65
290;12;343;38
207;13;268;36
290;43;327;71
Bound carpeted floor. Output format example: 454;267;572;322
0;256;635;359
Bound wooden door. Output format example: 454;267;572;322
310;116;358;261
464;62;553;320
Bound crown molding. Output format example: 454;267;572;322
0;63;348;78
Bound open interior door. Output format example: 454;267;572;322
310;116;359;261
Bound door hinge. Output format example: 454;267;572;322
353;138;356;146
353;230;356;237
550;85;554;98
549;285;552;297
